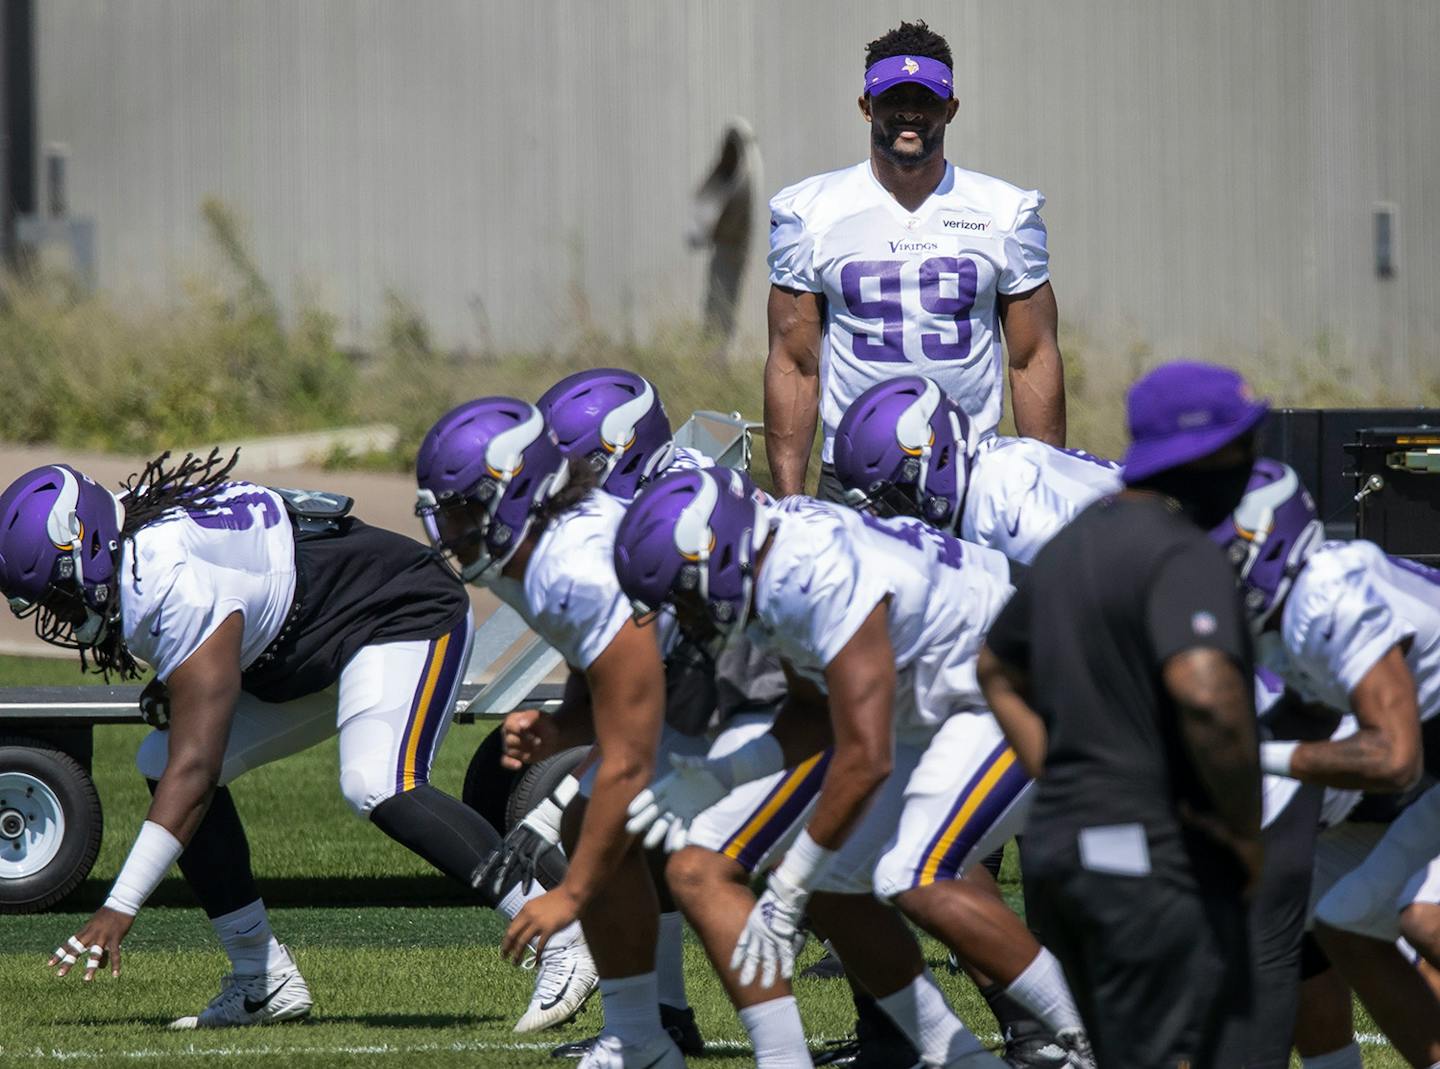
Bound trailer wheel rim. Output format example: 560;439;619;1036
0;772;67;879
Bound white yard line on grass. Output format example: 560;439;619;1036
0;1034;1397;1061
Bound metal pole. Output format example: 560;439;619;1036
1;0;37;270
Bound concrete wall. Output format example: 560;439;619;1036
32;1;1440;377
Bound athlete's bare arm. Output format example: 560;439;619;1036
977;644;1046;777
555;621;664;900
147;610;245;842
1166;646;1264;889
764;284;826;497
1287;644;1423;792
807;602;896;848
999;281;1065;446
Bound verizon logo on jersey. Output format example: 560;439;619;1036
940;209;994;234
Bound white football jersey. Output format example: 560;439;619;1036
964;438;1121;564
747;497;1014;742
489;491;676;671
120;484;297;682
769;161;1049;462
1261;541;1440;724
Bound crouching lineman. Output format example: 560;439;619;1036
836;374;1340;1067
415;394;711;1069
615;467;1096;1068
1;451;591;1029
832;375;1119;565
1212;459;1440;1067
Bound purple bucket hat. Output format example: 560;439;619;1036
863;55;954;99
1122;362;1269;485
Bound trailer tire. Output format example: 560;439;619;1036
0;736;103;914
505;747;589;832
462;727;521;834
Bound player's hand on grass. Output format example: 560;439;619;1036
501;885;582;964
49;907;133;981
731;870;808;989
502;709;563;769
624;752;732;852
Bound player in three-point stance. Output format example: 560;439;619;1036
1212;459;1440;1067
615;467;1096;1069
0;451;591;1030
415;388;713;1069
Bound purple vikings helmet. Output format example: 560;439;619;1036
0;465;126;649
415;397;569;582
832;375;974;532
537;368;676;500
1210;458;1326;627
613;467;767;648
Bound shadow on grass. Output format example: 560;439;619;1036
68;874;474;911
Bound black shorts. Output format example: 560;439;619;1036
241;518;469;704
1023;859;1251;1069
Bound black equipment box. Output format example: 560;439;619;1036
1344;427;1440;565
1258;408;1440;562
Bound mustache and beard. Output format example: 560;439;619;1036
871;114;945;167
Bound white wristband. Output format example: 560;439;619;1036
723;733;786;788
773;829;837;893
104;820;183;916
1261;740;1300;778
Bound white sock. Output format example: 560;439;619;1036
876;968;987;1068
599;971;663;1046
211;899;288;975
655;911;689;1009
496;880;583;952
738;996;810;1068
1004;948;1083;1036
1301;1043;1363;1069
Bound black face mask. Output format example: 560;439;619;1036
1143;461;1256;530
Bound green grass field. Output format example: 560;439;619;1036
0;655;1407;1067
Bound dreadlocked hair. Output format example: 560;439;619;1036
532;458;602;530
83;448;241;681
864;20;953;72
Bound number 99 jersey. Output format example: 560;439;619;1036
769;161;1049;463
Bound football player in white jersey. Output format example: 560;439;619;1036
832;375;1119;565
616;467;1096;1069
764;19;1065;503
0;451;593;1031
502;368;711;1057
1212;460;1440;1067
416;395;712;1069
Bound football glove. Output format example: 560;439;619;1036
480;776;577;897
625;752;733;852
731;867;808;988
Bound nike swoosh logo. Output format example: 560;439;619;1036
149;612;163;637
1005;509;1023;539
243;975;291;1014
538;963;575;1011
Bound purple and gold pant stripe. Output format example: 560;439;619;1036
912;740;1028;888
394;617;470;794
721;749;832;874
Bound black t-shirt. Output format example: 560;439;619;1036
986;493;1254;890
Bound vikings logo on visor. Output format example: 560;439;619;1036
864;55;953;98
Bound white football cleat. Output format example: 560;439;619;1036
576;1032;686;1069
513;936;599;1033
168;945;313;1029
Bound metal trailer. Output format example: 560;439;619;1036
0;411;759;913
